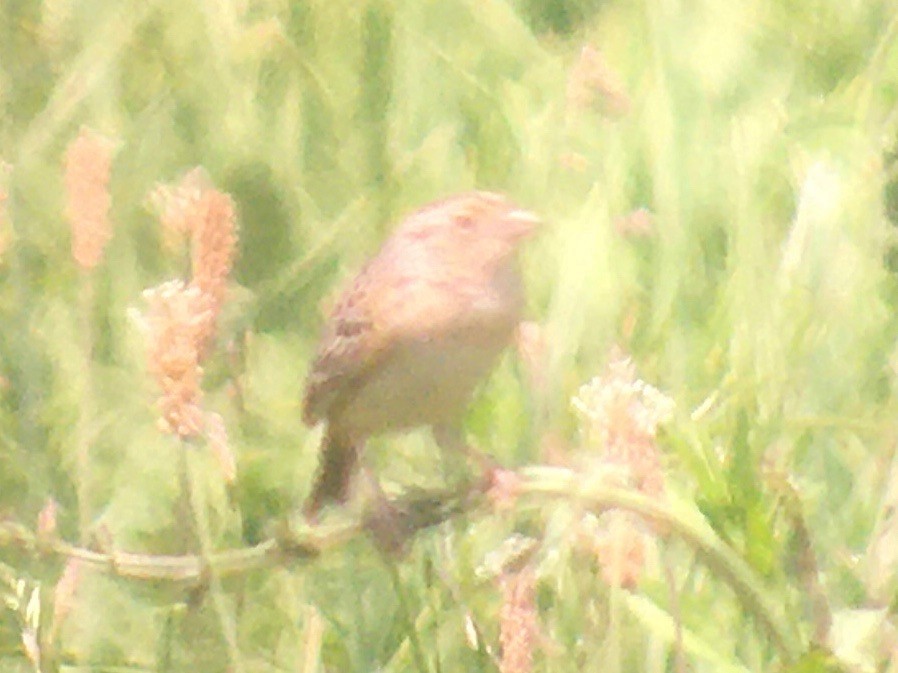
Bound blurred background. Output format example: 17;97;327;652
2;0;898;670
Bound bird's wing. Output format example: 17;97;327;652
301;262;393;425
300;247;476;425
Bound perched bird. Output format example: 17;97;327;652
302;191;540;517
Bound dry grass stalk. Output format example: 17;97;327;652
614;207;654;238
64;128;116;270
566;45;631;117
138;170;240;483
205;411;235;483
515;321;548;395
188;189;237;352
37;498;59;539
147;168;237;352
51;559;82;635
498;568;538;673
572;352;674;586
0;173;9;258
0;161;10;259
147;166;213;253
139;281;211;437
573;353;673;497
583;510;649;589
138;173;239;483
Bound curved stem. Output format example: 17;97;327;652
2;464;803;663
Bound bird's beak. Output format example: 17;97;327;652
505;208;542;239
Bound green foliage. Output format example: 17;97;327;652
2;0;898;671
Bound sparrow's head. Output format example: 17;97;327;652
398;191;541;267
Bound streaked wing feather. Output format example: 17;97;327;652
302;264;391;423
301;256;473;424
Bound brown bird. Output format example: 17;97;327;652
302;191;540;517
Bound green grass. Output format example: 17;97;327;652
2;0;898;671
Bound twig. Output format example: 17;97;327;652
0;465;803;663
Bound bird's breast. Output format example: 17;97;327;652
331;312;518;438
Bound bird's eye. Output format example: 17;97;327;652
455;211;477;230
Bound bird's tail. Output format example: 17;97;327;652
303;428;360;518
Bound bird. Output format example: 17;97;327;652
302;191;540;517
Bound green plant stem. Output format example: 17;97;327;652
76;275;95;543
3;464;803;663
383;556;430;673
183;443;244;673
519;466;803;663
